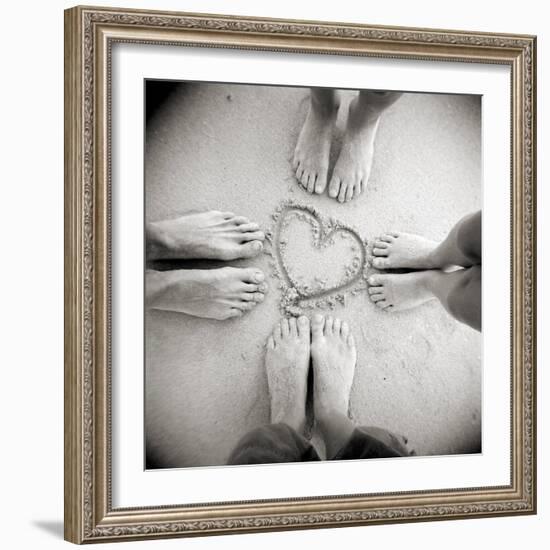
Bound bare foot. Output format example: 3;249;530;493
266;317;311;433
372;232;439;270
293;101;336;195
311;314;357;458
368;272;438;312
328;96;380;203
146;266;268;320
146;211;265;261
311;315;356;419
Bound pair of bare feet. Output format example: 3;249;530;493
367;231;445;312
293;90;401;203
266;314;358;458
146;211;268;320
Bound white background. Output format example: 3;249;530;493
0;0;546;549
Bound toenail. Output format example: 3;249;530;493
259;283;268;292
253;241;262;250
298;316;308;325
314;313;323;322
368;277;376;285
254;272;264;283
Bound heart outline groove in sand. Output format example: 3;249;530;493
264;201;370;316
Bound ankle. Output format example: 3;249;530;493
316;411;355;458
426;247;446;269
273;405;306;435
310;96;338;118
420;269;444;295
348;96;382;129
146;221;171;260
315;405;348;432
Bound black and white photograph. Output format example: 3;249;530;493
144;80;482;469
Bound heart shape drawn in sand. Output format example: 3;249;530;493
268;202;369;315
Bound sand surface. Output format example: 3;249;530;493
145;82;481;468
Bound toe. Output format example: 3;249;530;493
367;286;383;295
380;234;395;243
314;169;328;194
328;176;341;198
258;282;268;293
273;321;283;341
345;182;354;202
368;275;384;287
333;318;342;334
376;300;390;310
240;231;265;242
297;315;310;337
311;314;324;337
296;165;305;182
370;293;385;303
222;211;235;219
300;170;310;190
357;179;365;198
341;321;350;338
374;240;389;249
347;333;355;347
288;317;298;336
252;292;264;303
324;316;334;335
228;308;242;319
237;222;260;233
239;241;263;258
372;258;389;269
307;173;316;194
281;318;290;336
267;335;275;350
243;268;265;284
337;183;347;203
372;247;388;257
232;216;249;225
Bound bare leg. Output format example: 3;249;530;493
329;91;402;203
368;267;481;331
266;317;311;434
293;88;338;195
311;314;358;458
372;211;482;270
146;210;265;261
146;266;268;320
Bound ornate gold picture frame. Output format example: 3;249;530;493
64;5;536;544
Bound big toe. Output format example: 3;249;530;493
372;257;389;269
297;315;310;338
328;175;341;199
314;169;328;194
311;313;325;337
368;274;385;287
242;268;265;284
239;240;263;258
